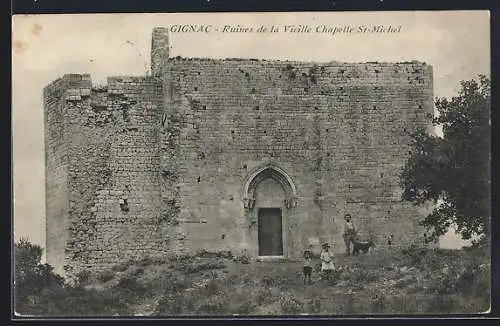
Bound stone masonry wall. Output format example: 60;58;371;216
45;29;435;274
44;76;87;276
44;74;169;276
161;58;434;257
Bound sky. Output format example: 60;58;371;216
12;11;490;252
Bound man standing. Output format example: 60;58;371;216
342;214;357;256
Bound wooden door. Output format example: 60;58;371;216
258;208;283;256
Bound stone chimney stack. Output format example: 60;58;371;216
151;27;170;77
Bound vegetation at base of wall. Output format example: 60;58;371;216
14;238;130;316
14;238;489;316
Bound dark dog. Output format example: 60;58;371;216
352;240;375;255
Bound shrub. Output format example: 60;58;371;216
341;296;356;314
154;293;184;315
15;238;43;280
196;293;230;315
116;276;141;292
111;261;132;272
96;270;115;283
324;269;343;286
135;256;169;267
370;294;386;313
234;254;250;264
168;253;195;263
123;266;145;278
234;299;257;314
394;276;415;289
162;273;189;293
75;270;92;284
425;294;458;313
17;282;131;316
196;249;233;259
18;264;65;295
154;275;195;316
279;292;303;314
471;268;490;298
345;268;378;289
175;259;226;274
254;286;274;305
14;239;66;316
400;244;430;266
48;286;129;316
306;298;322;314
451;262;490;299
260;276;274;288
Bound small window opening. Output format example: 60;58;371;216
120;199;129;212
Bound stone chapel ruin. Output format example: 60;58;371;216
44;28;434;276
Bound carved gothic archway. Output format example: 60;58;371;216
242;163;298;210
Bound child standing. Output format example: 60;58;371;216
320;243;335;279
302;249;313;284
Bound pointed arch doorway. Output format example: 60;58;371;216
242;163;298;258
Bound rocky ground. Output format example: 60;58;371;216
78;244;490;316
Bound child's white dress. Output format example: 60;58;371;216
320;250;335;271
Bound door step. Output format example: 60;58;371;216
256;256;286;262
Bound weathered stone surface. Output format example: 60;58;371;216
44;28;434;277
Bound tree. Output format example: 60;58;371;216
13;239;129;316
399;75;491;242
14;238;43;281
14;238;65;315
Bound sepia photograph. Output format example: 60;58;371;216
12;11;491;317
